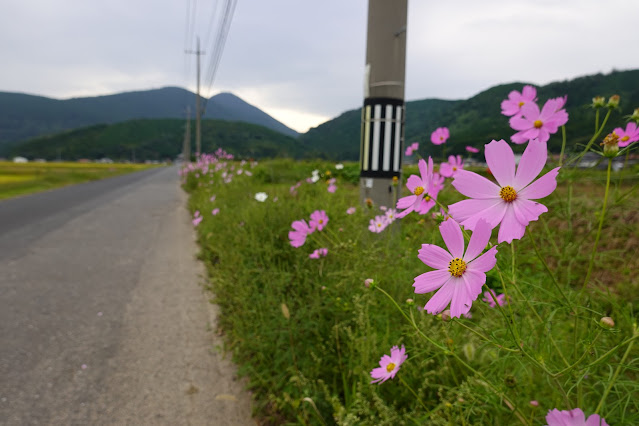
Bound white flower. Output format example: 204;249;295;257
311;175;320;183
335;163;344;170
255;192;268;202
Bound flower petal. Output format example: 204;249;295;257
467;246;497;273
397;194;417;209
509;115;532;131
413;270;451;294
452;170;500;199
424;280;455;315
449;198;506;230
485;140;515;186
512;198;547;225
514;138;548;189
440;218;465;258
497;207;526;243
418;244;453;269
449;279;468;318
518;167;560;200
406;175;422;193
463;219;493;262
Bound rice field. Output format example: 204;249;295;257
0;161;162;200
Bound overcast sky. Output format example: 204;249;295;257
1;1;638;133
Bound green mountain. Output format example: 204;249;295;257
7;119;301;161
0;87;299;151
299;69;639;159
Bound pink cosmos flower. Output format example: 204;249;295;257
370;345;407;384
396;157;439;218
448;139;560;244
414;218;498;318
288;219;312;248
309;210;329;231
411;142;419;151
431;172;445;194
501;85;537;116
327;178;337;193
309;248;328;259
510;98;569;144
613;122;639;147
192;211;202;226
384;208;397;223
369;215;389;233
439;155;464;178
545;408;608;426
211;208;220;216
346;207;356;215
431;127;450;145
466;146;480;153
209;195;216;202
405;146;414;156
482;289;507;308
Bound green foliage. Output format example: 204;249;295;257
8;119;301;161
184;153;639;425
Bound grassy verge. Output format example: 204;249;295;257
185;157;638;425
0;161;162;200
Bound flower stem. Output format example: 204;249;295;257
559;125;567;167
398;375;429;411
595;324;638;415
564;109;612;167
527;229;571;307
582;158;612;292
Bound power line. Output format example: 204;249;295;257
201;0;238;115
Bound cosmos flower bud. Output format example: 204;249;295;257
405;298;415;306
607;94;620;109
530;400;539;407
629;107;639;123
364;278;375;289
441;309;451;321
600;316;615;328
601;132;620;158
392;176;399;186
591;96;606;108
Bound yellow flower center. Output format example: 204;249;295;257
500;186;517;202
518;101;525;107
414;186;424;196
448;258;467;277
319;219;324;225
386;362;396;373
377;222;382;227
621;135;630;142
440;136;444;141
533;120;543;129
452;166;457;171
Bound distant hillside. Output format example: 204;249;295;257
0;87;299;151
299;69;639;160
8;119;301;161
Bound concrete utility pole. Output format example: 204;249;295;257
359;0;408;209
183;106;191;162
186;37;205;156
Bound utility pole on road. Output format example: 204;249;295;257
359;0;408;209
186;37;205;157
183;106;191;162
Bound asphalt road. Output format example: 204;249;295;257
0;166;254;425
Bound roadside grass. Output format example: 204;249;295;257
185;158;638;425
0;161;161;200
